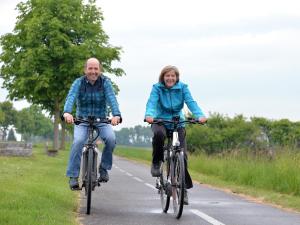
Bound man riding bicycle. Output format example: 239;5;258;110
144;65;207;204
63;57;121;190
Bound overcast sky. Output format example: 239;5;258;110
0;0;300;129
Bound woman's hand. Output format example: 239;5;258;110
198;117;207;124
145;117;154;123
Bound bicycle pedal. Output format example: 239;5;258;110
71;186;81;191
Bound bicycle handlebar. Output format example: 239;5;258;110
73;117;111;125
143;118;207;125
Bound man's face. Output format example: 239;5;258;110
84;60;101;83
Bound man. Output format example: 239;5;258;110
63;57;121;190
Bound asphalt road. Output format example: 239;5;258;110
78;156;300;225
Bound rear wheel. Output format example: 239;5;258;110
160;151;171;212
171;151;185;219
86;149;93;214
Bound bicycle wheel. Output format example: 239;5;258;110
160;152;171;212
171;151;185;219
86;148;93;214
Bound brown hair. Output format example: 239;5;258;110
158;65;180;83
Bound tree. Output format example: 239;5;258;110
0;0;124;150
0;101;17;140
0;108;4;125
15;105;53;141
7;128;17;141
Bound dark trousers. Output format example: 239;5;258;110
151;124;193;189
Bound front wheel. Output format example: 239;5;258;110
160;157;171;212
86;149;93;214
171;151;185;219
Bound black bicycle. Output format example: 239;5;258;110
145;116;204;219
70;116;111;214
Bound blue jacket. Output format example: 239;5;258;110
63;75;121;118
145;81;205;128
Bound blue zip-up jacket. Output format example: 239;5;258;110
145;81;205;128
63;75;121;118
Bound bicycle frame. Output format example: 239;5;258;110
74;117;111;215
145;116;205;219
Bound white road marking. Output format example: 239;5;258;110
119;169;125;173
190;209;226;225
145;183;156;190
126;172;133;176
133;177;143;182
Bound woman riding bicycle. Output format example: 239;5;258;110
144;65;207;204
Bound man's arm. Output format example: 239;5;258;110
103;77;121;125
63;78;81;123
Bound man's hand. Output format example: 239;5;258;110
198;117;207;124
64;113;74;124
111;116;121;126
145;117;154;123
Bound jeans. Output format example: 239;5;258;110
151;124;193;189
66;123;116;178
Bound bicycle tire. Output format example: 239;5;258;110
171;151;185;219
160;151;171;212
86;148;93;214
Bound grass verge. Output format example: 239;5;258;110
114;145;300;212
0;144;78;225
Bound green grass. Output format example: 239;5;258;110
114;145;152;164
189;151;300;196
114;146;300;212
0;144;78;225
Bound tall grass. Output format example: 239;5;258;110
189;150;300;196
0;144;78;225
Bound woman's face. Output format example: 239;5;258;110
164;70;177;88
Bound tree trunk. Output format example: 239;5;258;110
53;100;60;151
2;129;7;141
59;121;66;150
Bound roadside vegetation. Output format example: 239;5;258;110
114;145;300;212
0;144;78;225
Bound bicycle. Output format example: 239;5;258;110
65;116;111;215
145;116;204;219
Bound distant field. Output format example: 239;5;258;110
0;144;78;225
114;145;300;212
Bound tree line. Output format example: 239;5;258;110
115;125;152;147
0;101;53;142
186;113;300;155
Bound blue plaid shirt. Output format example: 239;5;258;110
63;75;121;118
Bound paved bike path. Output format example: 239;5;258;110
78;156;300;225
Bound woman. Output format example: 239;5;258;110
144;65;207;204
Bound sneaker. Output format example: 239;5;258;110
183;189;189;205
99;167;109;182
151;162;161;177
69;177;79;190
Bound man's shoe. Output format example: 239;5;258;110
151;162;161;177
99;168;109;182
69;177;79;190
183;189;189;205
